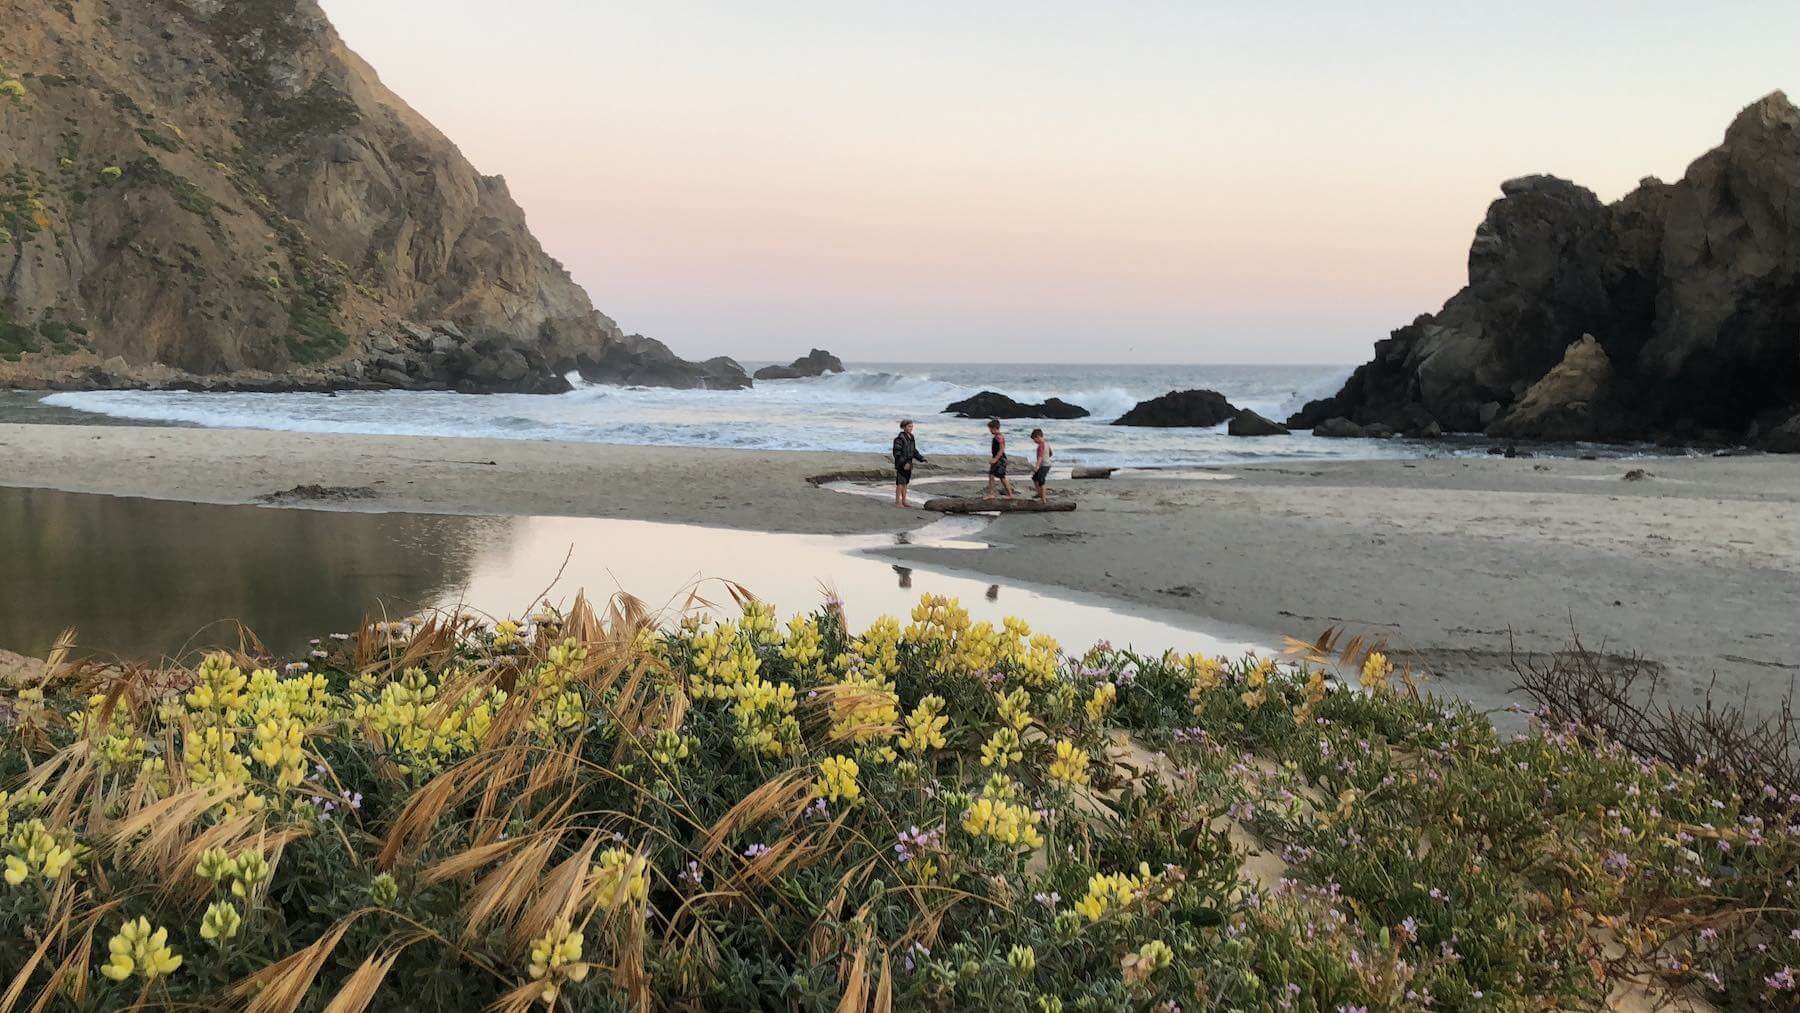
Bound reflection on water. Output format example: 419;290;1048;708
0;487;1262;663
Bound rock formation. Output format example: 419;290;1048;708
0;0;709;393
1290;92;1800;450
753;348;845;380
942;391;1089;420
574;334;751;390
1113;389;1239;428
1227;410;1289;437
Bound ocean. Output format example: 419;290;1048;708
37;361;1426;469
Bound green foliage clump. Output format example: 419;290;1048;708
282;272;348;363
123;157;216;220
0;594;1794;1010
136;126;182;152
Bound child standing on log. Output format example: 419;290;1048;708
892;419;926;507
1029;428;1053;502
983;419;1016;500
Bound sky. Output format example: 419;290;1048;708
320;1;1797;364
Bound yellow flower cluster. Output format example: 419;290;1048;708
1072;864;1153;921
961;796;1043;850
3;818;76;886
493;619;522;649
352;666;502;773
1046;739;1091;788
199;901;242;945
1015;630;1062;689
526;639;592;736
196;846;271;899
1361;651;1394;692
995;688;1033;731
740;600;780;644
168;653;342;809
816;755;861;804
71;694;146;771
592;847;650;911
1180;654;1226;702
527;920;589;1006
842;616;903;681
898;695;948;754
780;615;825;676
1085;682;1117;723
100;917;182;982
980;727;1023;769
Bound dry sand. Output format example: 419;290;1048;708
4;422;1797;714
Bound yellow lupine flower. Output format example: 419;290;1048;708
101;917;182;981
961;796;1042;849
1361;651;1393;692
1047;739;1091;787
527;920;589;1005
817;755;861;804
592;848;649;910
1085;682;1117;723
199;901;241;944
899;695;948;753
980;727;1023;769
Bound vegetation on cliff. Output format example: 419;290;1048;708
0;592;1793;1009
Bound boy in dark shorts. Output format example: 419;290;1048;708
983;419;1015;500
892;419;926;507
1029;428;1053;502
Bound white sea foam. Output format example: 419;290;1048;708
41;361;1416;468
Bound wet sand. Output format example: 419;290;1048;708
4;421;1797;713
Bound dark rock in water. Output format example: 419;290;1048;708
1228;410;1290;437
1289;92;1800;448
575;334;753;390
1113;389;1238;428
1488;335;1624;441
1312;417;1367;438
755;348;846;380
944;392;1090;420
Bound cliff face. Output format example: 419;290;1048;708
1292;92;1800;449
0;0;719;392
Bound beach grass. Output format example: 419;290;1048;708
0;591;1794;1011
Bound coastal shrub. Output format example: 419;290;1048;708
0;593;1794;1010
0;79;26;102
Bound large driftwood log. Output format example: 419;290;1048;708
922;497;1077;514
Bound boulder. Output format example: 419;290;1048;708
1488;335;1623;441
943;392;1090;420
755;348;845;379
575;334;754;390
1113;389;1239;428
789;348;845;376
1312;417;1367;438
1227;410;1290;436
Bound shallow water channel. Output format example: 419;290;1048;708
0;486;1265;663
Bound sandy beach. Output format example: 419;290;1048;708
4;421;1797;714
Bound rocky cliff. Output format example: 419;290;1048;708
1291;92;1800;450
0;0;723;393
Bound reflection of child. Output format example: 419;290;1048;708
892;419;926;507
1029;428;1053;502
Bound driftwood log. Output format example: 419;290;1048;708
1071;466;1116;480
922;497;1076;514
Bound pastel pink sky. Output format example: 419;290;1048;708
321;1;1797;364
